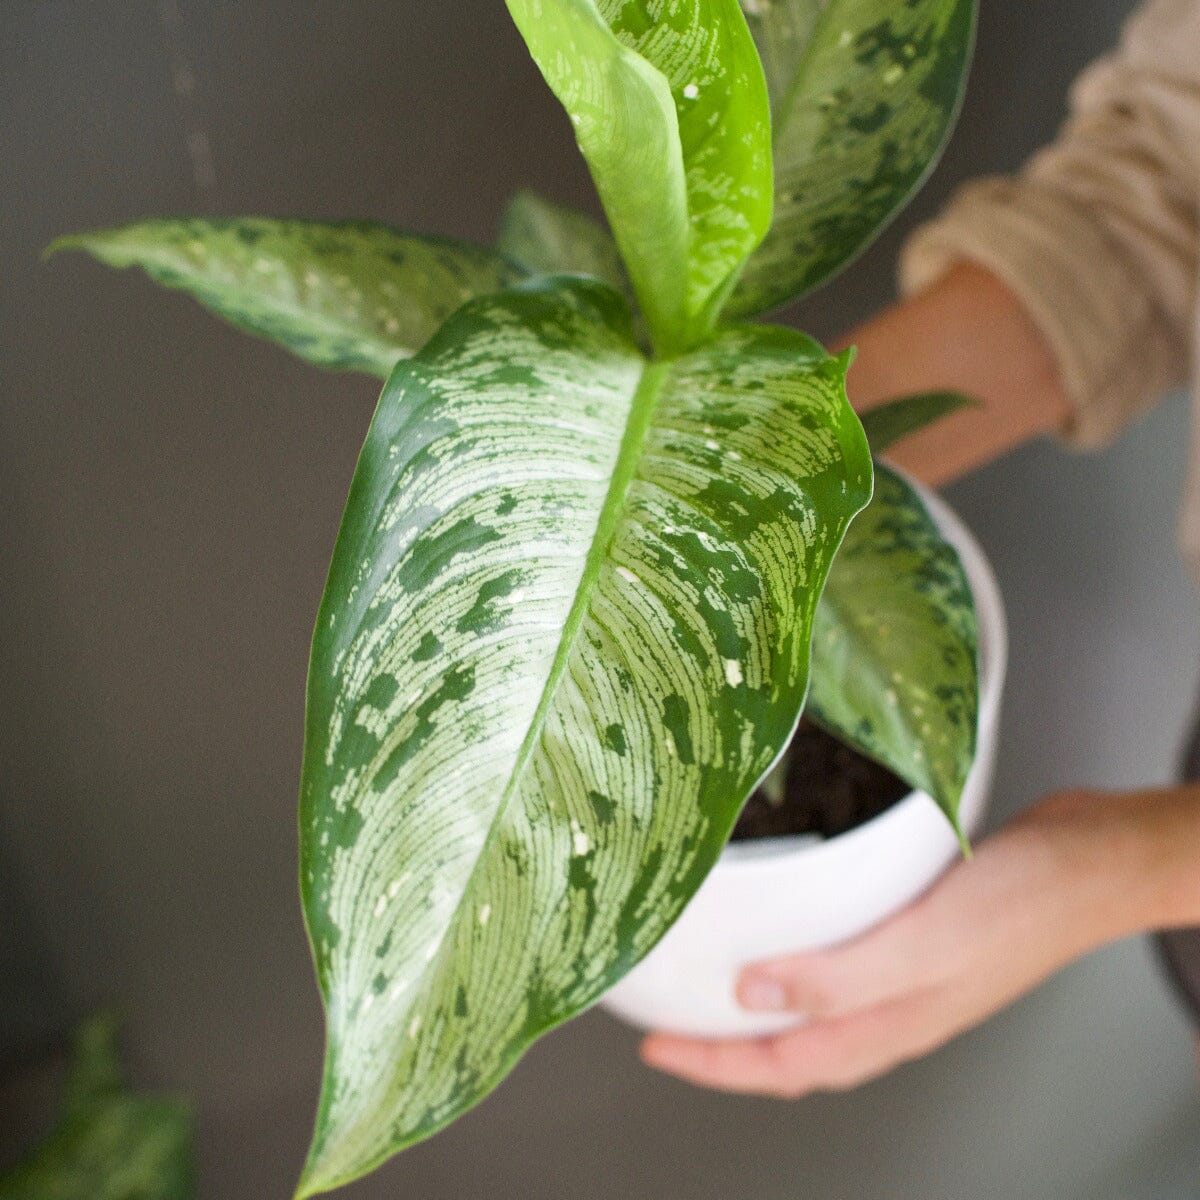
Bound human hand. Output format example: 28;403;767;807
641;787;1191;1097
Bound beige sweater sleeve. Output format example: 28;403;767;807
900;0;1200;448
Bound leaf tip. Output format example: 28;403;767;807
42;234;84;262
293;1154;336;1200
955;821;973;860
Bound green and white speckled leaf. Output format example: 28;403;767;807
728;0;976;317
0;1015;194;1200
858;389;977;454
505;0;772;353
497;190;630;297
808;464;977;831
297;278;870;1193
51;218;526;377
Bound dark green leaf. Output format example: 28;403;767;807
859;390;978;453
50;218;526;377
0;1015;193;1200
729;0;976;316
808;464;978;833
296;279;870;1192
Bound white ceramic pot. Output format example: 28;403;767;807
600;483;1007;1038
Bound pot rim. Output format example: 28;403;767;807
716;472;1008;873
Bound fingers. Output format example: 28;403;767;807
735;893;955;1019
733;824;1043;1019
641;993;945;1098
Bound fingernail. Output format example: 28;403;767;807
739;977;788;1011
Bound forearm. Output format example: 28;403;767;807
642;781;1200;1094
1038;785;1200;944
840;263;1073;487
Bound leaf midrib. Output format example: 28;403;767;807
391;354;671;1005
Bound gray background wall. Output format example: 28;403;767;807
2;2;1198;1197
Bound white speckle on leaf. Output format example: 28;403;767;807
839;29;853;47
615;566;639;586
571;821;590;857
886;689;899;707
408;1015;421;1039
724;658;744;687
372;893;388;919
883;64;904;85
704;439;720;451
478;904;491;926
683;82;700;100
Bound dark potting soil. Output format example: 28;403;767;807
731;717;910;842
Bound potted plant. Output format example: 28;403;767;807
52;0;989;1193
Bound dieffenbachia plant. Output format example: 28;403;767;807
53;0;978;1192
0;1015;194;1200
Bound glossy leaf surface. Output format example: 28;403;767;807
0;1015;193;1200
730;0;976;316
52;219;525;377
808;464;977;830
497;190;629;297
506;0;772;353
859;389;977;453
297;280;870;1192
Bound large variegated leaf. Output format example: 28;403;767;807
0;1015;193;1200
505;0;772;353
296;279;870;1193
50;219;526;377
858;389;977;454
808;464;977;833
497;190;630;297
729;0;976;317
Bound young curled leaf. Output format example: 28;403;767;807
505;0;772;353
